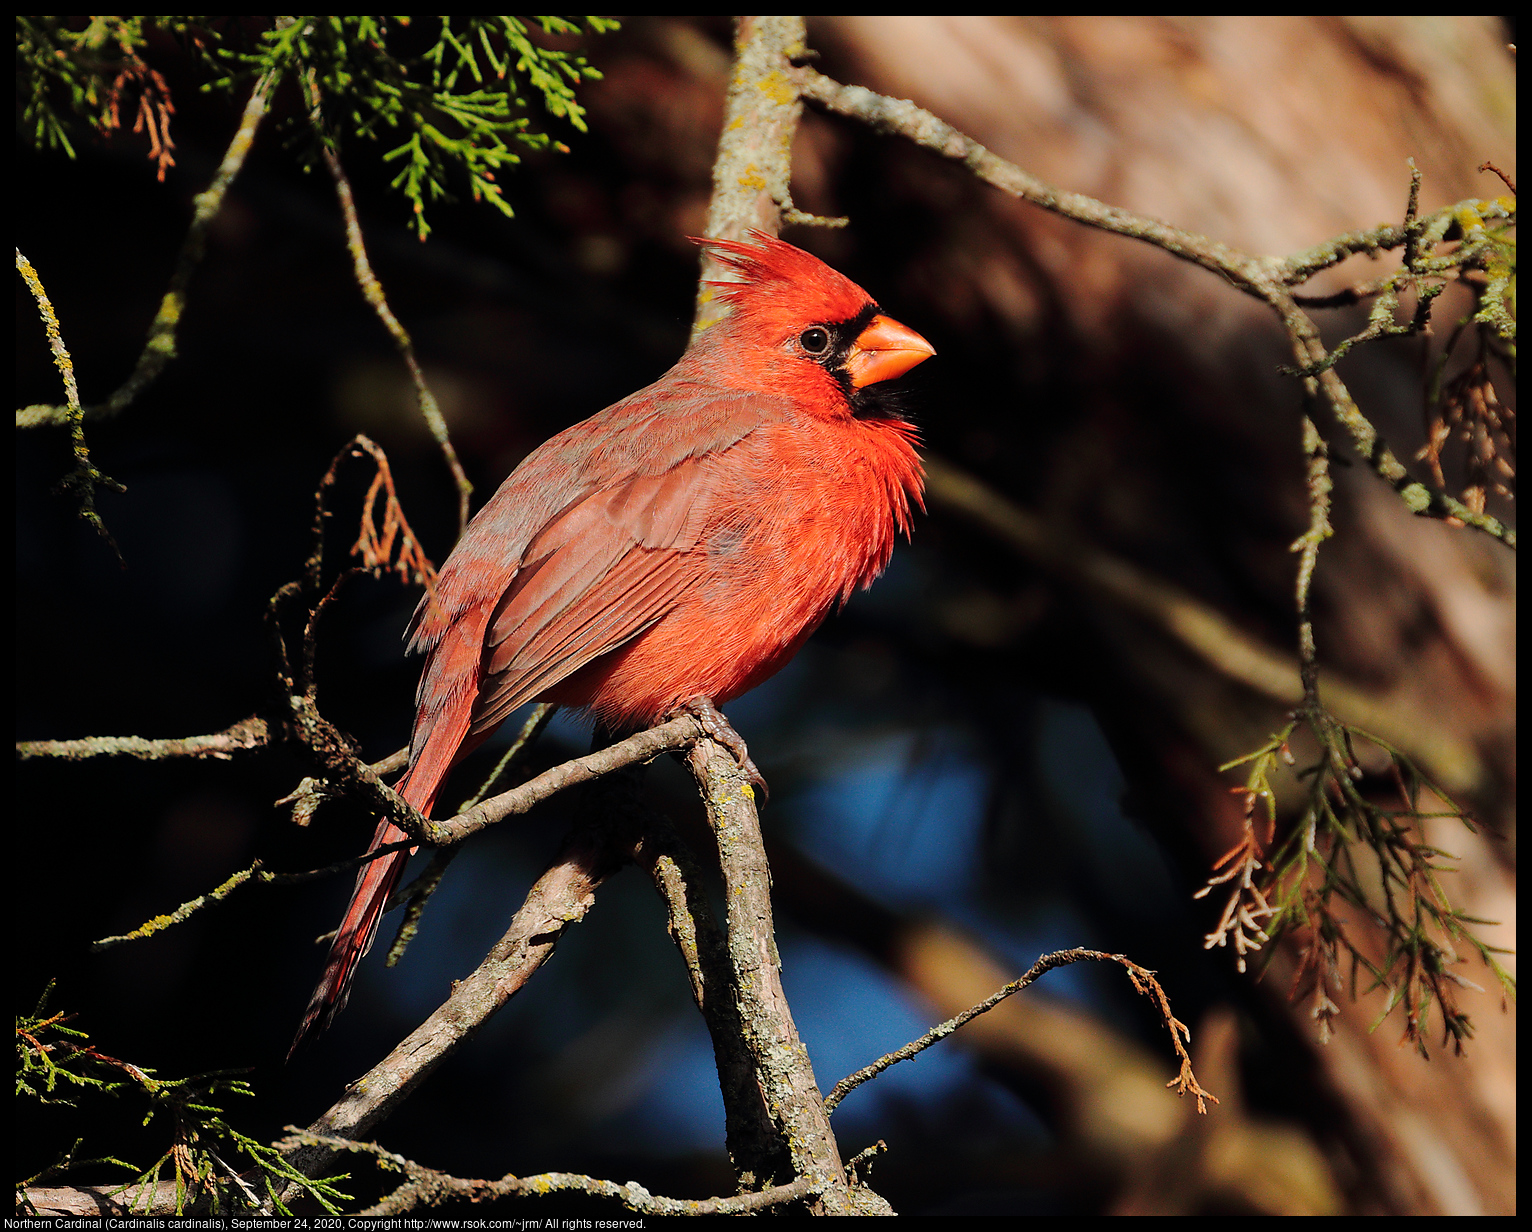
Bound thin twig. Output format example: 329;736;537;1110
424;714;704;845
1292;415;1334;702
797;67;1274;295
456;703;558;811
18;66;280;429
1269;286;1513;545
823;948;1217;1116
89;840;416;952
1291;273;1397;308
17;716;269;763
303;69;473;535
1478;160;1515;196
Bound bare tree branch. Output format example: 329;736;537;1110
301;69;473;536
824;947;1217;1116
425;715;703;844
17;716;270;763
623;789;786;1189
278;803;641;1202
280;1128;819;1217
694;15;810;331
797;66;1515;549
685;733;865;1215
69;718;705;954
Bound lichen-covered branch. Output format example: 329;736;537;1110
1275;288;1512;545
17;716;270;764
1292;416;1334;701
279;1129;818;1217
796;68;1274;295
685;735;863;1215
694;15;810;331
798;67;1516;549
15;247;125;556
89;838;415;952
627;794;785;1190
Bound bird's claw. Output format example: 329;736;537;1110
678;697;770;802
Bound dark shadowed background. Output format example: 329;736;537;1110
16;16;1515;1215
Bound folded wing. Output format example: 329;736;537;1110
465;454;733;738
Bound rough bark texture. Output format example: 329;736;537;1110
694;15;809;329
685;737;861;1215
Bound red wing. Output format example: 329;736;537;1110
464;457;729;738
406;387;792;659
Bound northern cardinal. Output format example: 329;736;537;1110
292;232;934;1052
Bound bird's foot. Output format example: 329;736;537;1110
676;697;769;802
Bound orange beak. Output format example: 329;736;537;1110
845;314;936;388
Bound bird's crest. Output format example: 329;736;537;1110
694;231;872;324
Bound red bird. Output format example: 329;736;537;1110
292;232;934;1051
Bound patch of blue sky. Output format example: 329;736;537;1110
783;727;989;906
595;931;1048;1155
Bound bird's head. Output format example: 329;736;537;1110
689;231;935;420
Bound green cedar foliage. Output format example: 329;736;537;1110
16;16;619;237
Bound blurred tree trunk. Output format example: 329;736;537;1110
581;16;1514;1214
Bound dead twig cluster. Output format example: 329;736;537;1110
1204;716;1513;1057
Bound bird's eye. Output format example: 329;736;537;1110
798;327;830;355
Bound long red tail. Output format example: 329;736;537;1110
288;759;443;1058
